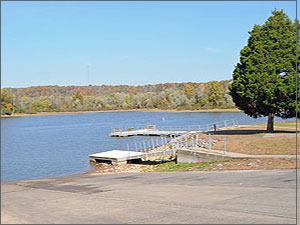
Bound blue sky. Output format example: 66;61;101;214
1;1;297;88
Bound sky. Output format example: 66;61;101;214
1;1;297;88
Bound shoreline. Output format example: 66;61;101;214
1;108;241;118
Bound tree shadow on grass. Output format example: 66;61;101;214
206;129;298;135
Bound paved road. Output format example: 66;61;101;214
1;170;298;224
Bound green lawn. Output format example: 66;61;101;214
153;161;220;172
256;121;299;128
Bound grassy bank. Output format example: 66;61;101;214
91;157;296;174
1;108;241;118
152;158;296;172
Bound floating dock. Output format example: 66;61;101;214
89;149;176;164
109;119;239;137
89;150;145;164
110;125;187;137
109;128;187;137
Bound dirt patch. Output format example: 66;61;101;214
263;133;297;138
207;158;296;171
90;162;155;174
209;125;299;155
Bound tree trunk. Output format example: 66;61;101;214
267;113;274;133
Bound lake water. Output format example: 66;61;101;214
1;111;291;182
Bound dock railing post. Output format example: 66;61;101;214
126;143;130;151
135;143;138;152
151;138;155;150
194;134;197;147
208;133;211;151
164;136;168;150
127;143;130;158
160;137;164;150
185;135;188;148
224;136;226;155
143;141;146;152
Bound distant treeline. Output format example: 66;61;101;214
1;80;235;115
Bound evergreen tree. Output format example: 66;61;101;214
230;9;300;132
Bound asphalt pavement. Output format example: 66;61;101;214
1;170;298;224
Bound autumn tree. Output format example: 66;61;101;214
1;89;13;115
230;9;300;132
207;81;223;107
184;84;195;99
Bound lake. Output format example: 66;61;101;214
1;111;291;182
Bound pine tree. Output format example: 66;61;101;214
230;9;300;132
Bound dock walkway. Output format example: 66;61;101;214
109;128;187;137
109;119;239;137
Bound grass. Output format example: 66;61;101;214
153;161;220;172
148;158;296;172
255;121;299;128
274;121;299;128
